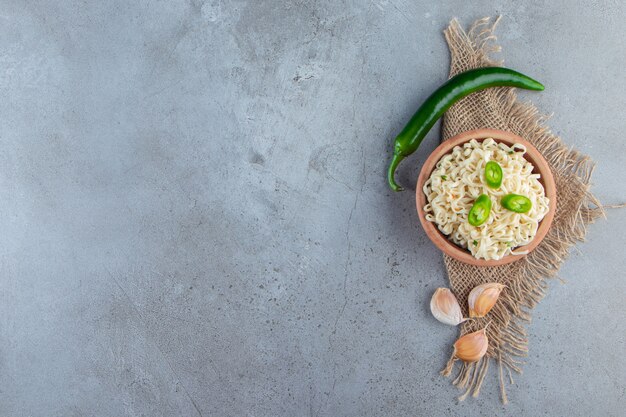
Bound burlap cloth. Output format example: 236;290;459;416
439;17;603;403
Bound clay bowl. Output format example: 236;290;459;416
416;128;556;267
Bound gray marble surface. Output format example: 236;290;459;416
2;1;625;416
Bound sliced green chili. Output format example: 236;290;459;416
484;161;503;189
468;194;492;226
501;194;532;213
387;67;544;191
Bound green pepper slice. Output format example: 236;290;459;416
501;194;532;213
468;194;492;226
484;161;503;189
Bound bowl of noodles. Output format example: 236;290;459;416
416;128;556;266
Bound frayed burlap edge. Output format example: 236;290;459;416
439;17;604;404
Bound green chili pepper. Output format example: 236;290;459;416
468;194;492;226
501;194;532;213
387;67;544;191
484;161;503;189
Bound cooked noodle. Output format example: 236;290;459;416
423;138;550;260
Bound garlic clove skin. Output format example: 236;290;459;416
430;288;466;326
468;283;505;318
453;328;489;363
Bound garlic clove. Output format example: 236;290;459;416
430;288;466;326
453;328;489;363
468;282;505;318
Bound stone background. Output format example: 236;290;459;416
1;1;624;416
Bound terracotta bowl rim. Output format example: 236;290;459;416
415;128;557;267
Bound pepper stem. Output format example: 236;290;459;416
387;153;405;192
